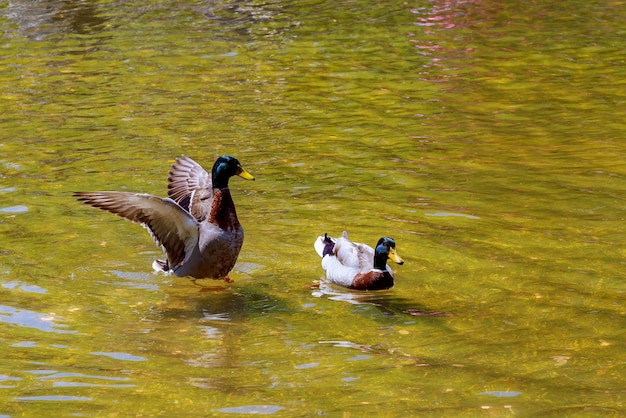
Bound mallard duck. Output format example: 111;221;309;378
313;231;404;290
74;155;254;280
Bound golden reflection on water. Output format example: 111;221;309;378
1;0;625;416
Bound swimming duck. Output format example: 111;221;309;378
74;155;254;279
313;231;404;290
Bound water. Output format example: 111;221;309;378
1;0;625;416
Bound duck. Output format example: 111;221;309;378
313;231;404;290
74;155;254;280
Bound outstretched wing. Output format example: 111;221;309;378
167;155;212;213
74;191;198;270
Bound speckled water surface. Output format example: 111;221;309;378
1;0;624;416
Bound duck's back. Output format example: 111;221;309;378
334;233;375;273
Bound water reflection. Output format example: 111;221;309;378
0;305;76;334
408;0;493;87
1;0;624;415
313;282;452;318
16;395;92;402
153;284;289;394
110;270;161;291
38;371;132;381
313;282;394;305
0;374;21;389
90;352;148;361
1;281;46;294
411;0;487;33
214;405;284;415
201;1;299;38
5;0;298;41
0;206;29;214
36;371;134;389
6;0;108;38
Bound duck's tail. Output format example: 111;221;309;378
152;259;170;273
314;233;336;258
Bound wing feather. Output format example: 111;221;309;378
167;155;212;212
333;231;374;273
74;191;198;269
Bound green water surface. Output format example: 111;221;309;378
1;0;624;416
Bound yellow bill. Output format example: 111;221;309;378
389;247;405;265
237;165;255;180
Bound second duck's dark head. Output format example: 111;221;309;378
373;237;405;270
212;155;255;188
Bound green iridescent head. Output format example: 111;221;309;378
211;155;254;188
373;237;404;270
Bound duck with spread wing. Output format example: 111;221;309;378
74;155;254;280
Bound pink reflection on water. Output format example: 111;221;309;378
408;0;493;84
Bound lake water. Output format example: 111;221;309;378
1;0;624;416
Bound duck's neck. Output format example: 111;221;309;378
212;164;232;189
210;188;240;230
373;248;389;271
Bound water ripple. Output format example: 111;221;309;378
0;205;28;213
214;405;284;415
90;352;148;361
1;281;47;294
0;305;75;334
16;395;92;402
